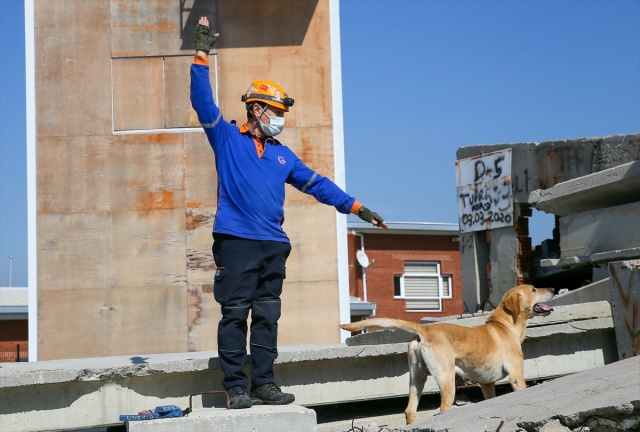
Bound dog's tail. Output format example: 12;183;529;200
341;318;424;335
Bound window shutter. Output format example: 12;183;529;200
405;262;438;274
404;275;440;311
406;298;440;311
404;276;439;297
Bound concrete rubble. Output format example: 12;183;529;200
366;356;640;432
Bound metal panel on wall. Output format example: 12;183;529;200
112;57;165;131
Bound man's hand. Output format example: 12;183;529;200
358;206;388;229
195;16;219;55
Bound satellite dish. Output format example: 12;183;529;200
356;250;370;268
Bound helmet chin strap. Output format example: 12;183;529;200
256;104;271;136
257;104;268;123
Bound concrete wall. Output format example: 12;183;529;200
34;0;344;360
456;134;640;309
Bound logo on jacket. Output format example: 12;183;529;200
278;156;286;165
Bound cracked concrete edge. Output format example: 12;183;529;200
0;343;409;389
516;402;640;432
524;317;613;338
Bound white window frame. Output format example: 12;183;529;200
394;261;453;312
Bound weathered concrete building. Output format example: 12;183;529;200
30;0;348;360
455;134;640;357
456;134;640;309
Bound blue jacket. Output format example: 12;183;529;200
190;59;358;242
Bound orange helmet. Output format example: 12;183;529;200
241;79;294;112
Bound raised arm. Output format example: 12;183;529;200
195;16;218;58
190;17;234;151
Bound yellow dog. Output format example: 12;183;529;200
341;284;557;424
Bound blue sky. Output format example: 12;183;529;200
0;0;27;287
1;0;639;287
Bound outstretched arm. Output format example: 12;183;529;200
289;160;388;229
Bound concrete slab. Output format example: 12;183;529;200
547;278;610;306
528;159;640;216
125;405;316;432
399;356;640;432
559;201;640;258
592;247;640;264
541;247;640;268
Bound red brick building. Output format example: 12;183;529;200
347;222;462;323
0;288;29;362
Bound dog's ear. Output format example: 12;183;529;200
503;292;522;318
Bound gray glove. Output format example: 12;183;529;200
358;206;385;226
195;24;218;54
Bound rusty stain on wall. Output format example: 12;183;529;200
137;190;176;213
545;146;561;188
185;209;212;230
187;283;215;352
115;133;183;145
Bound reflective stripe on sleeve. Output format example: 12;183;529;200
201;111;222;129
301;172;318;193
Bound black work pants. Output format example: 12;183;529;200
212;233;291;390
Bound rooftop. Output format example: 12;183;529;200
0;287;28;319
348;221;459;235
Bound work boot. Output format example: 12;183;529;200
227;386;252;409
250;383;295;405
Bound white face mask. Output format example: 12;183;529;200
257;106;285;137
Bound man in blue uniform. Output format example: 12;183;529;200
190;16;387;409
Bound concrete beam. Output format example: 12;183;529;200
608;260;640;360
529;160;640;216
559;201;640;258
541;247;640;268
547;278;611;306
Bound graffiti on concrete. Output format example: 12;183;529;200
456;149;513;233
